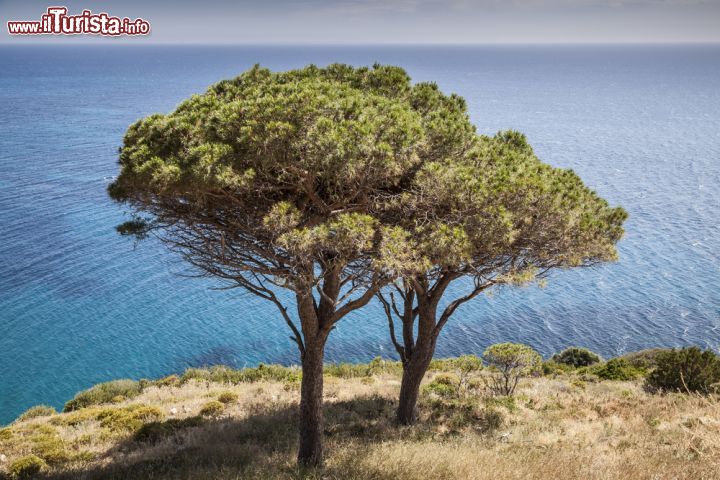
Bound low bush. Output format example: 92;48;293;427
552;347;601;367
49;407;103;427
180;364;300;385
96;405;164;433
283;377;301;392
7;454;47;479
133;416;204;443
24;424;69;465
63;380;143;412
423;374;460;399
590;358;643;381
154;374;180;388
433;373;460;386
451;355;483;391
484;395;518;413
645;347;720;394
199;401;225;418
217;391;239;404
484;343;542;396
621;348;670;370
542;360;573;376
324;362;370;378
424;396;503;434
16;405;56;422
325;357;402;378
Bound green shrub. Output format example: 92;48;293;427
423;375;459;398
133;416;204;443
325;362;369;378
484;395;518;413
428;358;459;371
451;355;483;391
96;405;164;432
542;360;573;376
591;358;643;381
180;364;300;385
283;377;301;392
425;396;503;433
236;363;299;382
621;348;670;370
217;391;239;404
552;347;601;367
154;374;181;388
646;347;720;394
177;360;402;385
366;356;403;376
452;355;482;373
8;455;47;479
32;436;68;465
63;379;142;411
483;343;542;396
324;357;401;379
17;405;56;422
199;400;225;418
433;373;460;386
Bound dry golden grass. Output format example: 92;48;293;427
1;368;719;479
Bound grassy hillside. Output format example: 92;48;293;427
1;356;719;479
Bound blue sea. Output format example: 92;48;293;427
1;45;719;424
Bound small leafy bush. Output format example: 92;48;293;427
484;395;518;413
423;374;460;398
433;373;460;386
591;358;643;381
483;343;542;396
621;348;670;370
133;416;204;443
425;396;503;434
63;379;142;411
283;377;301;392
217;391;239;404
428;358;455;371
452;355;483;391
646;347;720;394
49;407;102;427
17;405;56;422
542;360;573;376
199;400;225;418
154;374;181;388
552;347;601;367
96;405;164;432
28;425;69;465
8;454;47;479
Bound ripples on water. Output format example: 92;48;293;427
0;45;718;423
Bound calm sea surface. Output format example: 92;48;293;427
1;45;719;423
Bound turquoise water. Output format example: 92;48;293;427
1;45;719;424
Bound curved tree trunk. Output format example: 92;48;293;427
297;340;326;466
396;338;436;425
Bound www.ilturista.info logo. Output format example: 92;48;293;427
7;7;150;36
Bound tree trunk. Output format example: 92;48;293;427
396;338;436;425
297;341;326;467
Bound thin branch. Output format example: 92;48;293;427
434;280;494;337
378;292;406;363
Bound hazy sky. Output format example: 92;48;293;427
2;0;719;44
